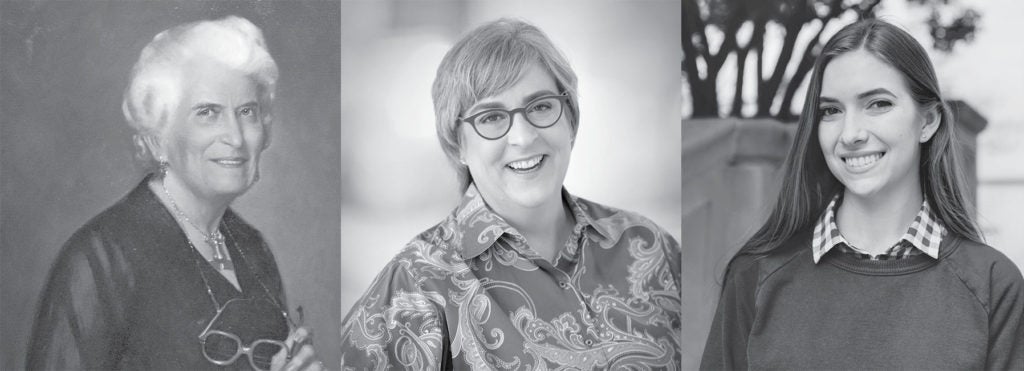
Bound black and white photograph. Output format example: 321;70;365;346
1;1;340;369
338;0;682;369
683;0;1024;369
5;0;1021;369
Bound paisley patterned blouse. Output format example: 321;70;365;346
340;185;682;370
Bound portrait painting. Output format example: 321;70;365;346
1;1;340;368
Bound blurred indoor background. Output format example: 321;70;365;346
340;0;682;322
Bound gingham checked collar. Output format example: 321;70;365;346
811;194;946;264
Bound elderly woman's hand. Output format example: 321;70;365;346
270;327;326;371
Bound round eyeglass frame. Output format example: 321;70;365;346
458;93;571;140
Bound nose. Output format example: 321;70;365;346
838;112;868;147
220;113;244;148
504;111;539;146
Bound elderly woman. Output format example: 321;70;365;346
27;16;322;370
340;19;681;369
701;19;1023;369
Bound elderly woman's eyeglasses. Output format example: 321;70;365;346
459;93;570;140
198;297;299;371
190;228;301;371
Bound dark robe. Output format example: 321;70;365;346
27;175;289;370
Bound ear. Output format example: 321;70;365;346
919;105;941;143
140;134;166;161
565;108;578;149
262;122;272;150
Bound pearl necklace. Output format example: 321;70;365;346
160;179;234;271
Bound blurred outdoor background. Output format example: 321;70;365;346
340;0;682;322
682;0;1024;368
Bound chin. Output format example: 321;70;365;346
207;177;254;198
505;183;560;209
839;177;886;198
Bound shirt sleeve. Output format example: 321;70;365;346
700;254;760;371
27;230;133;370
340;257;450;370
986;257;1024;370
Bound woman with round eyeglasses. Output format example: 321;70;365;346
27;16;324;370
339;18;682;369
460;93;570;140
701;19;1024;370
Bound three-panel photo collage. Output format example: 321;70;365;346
2;0;1022;369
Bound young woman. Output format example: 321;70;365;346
701;19;1023;370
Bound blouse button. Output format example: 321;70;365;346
584;339;594;347
558;281;570;289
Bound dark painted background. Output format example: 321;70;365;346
0;1;341;368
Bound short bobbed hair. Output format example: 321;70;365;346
432;18;580;192
740;19;981;256
122;15;278;163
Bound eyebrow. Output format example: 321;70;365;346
191;101;259;111
522;90;557;104
820;88;896;104
191;102;222;111
467;89;559;113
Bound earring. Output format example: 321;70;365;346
158;157;169;177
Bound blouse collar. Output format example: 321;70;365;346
454;183;611;260
811;193;946;263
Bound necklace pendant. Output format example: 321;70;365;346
205;232;226;249
210;256;235;271
205;233;233;271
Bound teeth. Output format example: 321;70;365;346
214;159;245;166
844;153;882;168
508;156;543;170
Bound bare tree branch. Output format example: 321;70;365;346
684;0;978;120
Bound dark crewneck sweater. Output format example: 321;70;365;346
701;231;1024;370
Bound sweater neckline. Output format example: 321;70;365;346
823;234;963;275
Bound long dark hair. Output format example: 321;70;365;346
739;19;982;256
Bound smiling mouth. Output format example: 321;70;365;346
507;155;545;173
211;158;248;167
842;152;884;169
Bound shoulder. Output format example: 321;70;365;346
44;190;146;298
574;195;658;227
345;219;458;318
366;215;466;290
726;230;813;285
64;179;170;253
943;236;1023;281
572;196;679;248
59;188;149;265
942;236;1024;310
945;236;1021;274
